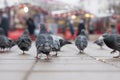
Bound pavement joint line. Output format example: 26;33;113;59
85;53;120;68
21;44;96;80
23;60;38;80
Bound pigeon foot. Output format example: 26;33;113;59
111;50;116;54
113;53;120;58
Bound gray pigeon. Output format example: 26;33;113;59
35;25;53;60
0;28;9;51
102;33;120;58
75;29;88;53
17;29;32;54
94;36;104;48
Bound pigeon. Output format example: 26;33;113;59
17;29;32;54
102;33;120;58
0;28;9;51
36;34;52;58
75;29;88;53
94;36;104;48
35;25;53;60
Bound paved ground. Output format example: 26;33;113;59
0;41;120;80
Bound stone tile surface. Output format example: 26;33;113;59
0;41;120;80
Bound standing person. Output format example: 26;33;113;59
26;16;36;40
67;20;74;39
88;20;95;34
48;22;58;35
34;12;41;37
0;12;9;36
34;9;47;37
77;19;85;36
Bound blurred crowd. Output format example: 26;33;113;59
0;5;120;41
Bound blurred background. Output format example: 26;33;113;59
0;0;120;40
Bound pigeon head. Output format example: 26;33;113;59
80;29;86;35
23;29;29;35
102;32;110;39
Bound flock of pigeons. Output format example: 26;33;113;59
0;26;120;60
0;27;72;60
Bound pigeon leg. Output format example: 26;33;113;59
80;50;84;54
36;50;41;59
82;50;84;54
23;51;25;54
3;48;5;52
113;52;120;58
45;54;50;60
58;48;61;51
80;50;82;53
36;53;40;59
79;50;81;54
100;46;103;49
38;54;42;59
111;50;116;54
9;48;11;51
53;51;58;57
55;51;58;56
1;48;3;52
35;53;40;62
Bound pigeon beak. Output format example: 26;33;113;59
99;36;104;40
